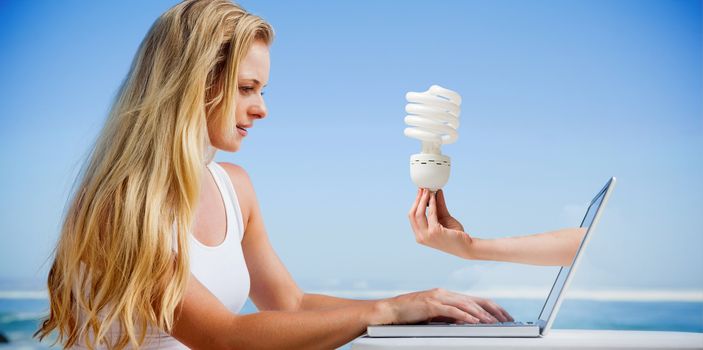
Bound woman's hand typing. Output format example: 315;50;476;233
370;288;513;325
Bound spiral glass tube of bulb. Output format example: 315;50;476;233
404;85;461;153
404;85;462;191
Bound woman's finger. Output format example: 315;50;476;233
482;303;508;323
476;297;511;322
414;189;431;230
408;188;421;215
431;290;497;324
498;305;514;322
427;191;440;228
408;188;422;223
494;302;513;322
467;303;498;324
408;189;423;239
475;304;505;323
430;302;479;324
445;295;498;324
436;190;451;217
475;298;513;322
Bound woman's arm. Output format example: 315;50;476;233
170;273;380;350
225;161;377;312
225;163;511;316
299;293;373;310
409;188;585;266
170;274;511;350
177;164;510;349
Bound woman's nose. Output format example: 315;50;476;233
250;95;267;119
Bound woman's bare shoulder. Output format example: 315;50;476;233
216;162;256;222
217;162;249;182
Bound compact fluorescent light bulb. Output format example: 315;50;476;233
404;85;462;191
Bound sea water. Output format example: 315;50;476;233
1;297;702;349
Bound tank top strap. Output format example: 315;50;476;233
207;161;246;242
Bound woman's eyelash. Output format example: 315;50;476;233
239;86;265;96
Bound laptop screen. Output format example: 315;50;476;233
537;179;611;323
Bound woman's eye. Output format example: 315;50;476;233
239;86;254;93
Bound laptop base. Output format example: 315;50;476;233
367;322;541;338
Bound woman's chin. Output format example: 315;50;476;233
210;135;242;153
223;140;241;152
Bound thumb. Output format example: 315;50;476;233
437;190;451;217
427;191;440;227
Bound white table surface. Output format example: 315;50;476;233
350;329;703;349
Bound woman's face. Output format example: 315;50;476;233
208;40;270;152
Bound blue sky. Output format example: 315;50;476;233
0;0;701;296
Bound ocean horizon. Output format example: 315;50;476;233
2;288;702;349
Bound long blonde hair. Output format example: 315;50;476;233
34;1;273;348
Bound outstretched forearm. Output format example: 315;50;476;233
467;227;586;266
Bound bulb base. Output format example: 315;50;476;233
409;153;451;191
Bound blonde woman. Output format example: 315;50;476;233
34;1;512;349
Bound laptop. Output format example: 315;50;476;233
367;177;617;338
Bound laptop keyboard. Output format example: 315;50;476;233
442;321;534;326
426;321;535;327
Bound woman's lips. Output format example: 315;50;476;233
237;126;248;137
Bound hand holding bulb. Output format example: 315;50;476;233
408;188;473;259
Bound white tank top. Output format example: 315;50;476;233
71;161;250;349
187;161;250;313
